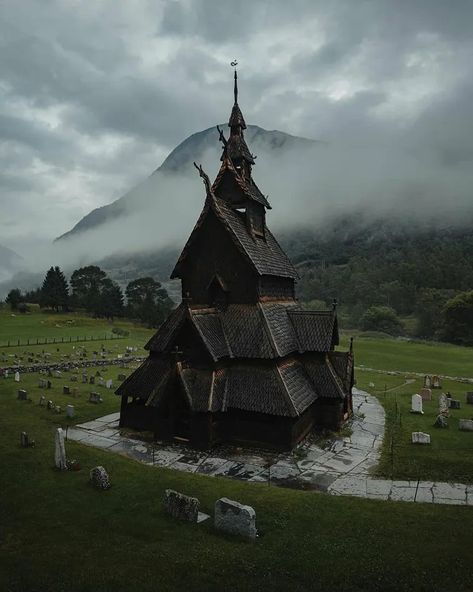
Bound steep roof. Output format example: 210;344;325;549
146;302;338;360
212;157;270;208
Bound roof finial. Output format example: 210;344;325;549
231;60;238;104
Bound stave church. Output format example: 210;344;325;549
116;72;354;450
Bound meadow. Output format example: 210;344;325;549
1;311;473;591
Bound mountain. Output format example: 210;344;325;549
0;244;22;283
56;125;316;242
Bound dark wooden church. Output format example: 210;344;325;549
117;72;354;450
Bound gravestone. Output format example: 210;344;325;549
38;379;47;388
466;392;473;405
82;374;88;384
89;466;111;490
106;379;113;389
66;404;75;418
98;377;105;387
95;370;101;377
21;432;29;447
410;394;423;414
459;419;473;432
432;375;442;389
438;393;449;416
46;380;52;389
71;375;78;382
54;427;67;470
434;414;448;428
89;376;95;385
163;489;199;522
47;400;54;410
54;370;62;379
39;395;46;406
424;375;432;388
449;399;461;410
17;389;27;401
63;386;70;395
89;392;103;404
14;371;20;382
411;432;431;444
420;388;432;401
54;405;62;414
214;498;257;539
118;374;127;381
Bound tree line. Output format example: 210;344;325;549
4;265;173;327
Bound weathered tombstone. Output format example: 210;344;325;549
38;379;46;388
438;393;449;416
89;376;95;385
54;405;62;414
66;404;75;418
14;371;20;382
466;392;473;405
420;387;432;401
39;395;46;406
47;400;54;410
17;389;27;401
411;432;431;444
54;427;67;470
98;377;105;387
424;375;432;388
459;419;473;432
63;385;70;395
163;489;199;522
72;387;79;397
432;375;442;389
82;374;88;384
410;394;423;414
449;399;461;410
46;380;52;389
95;370;101;377
71;375;78;382
434;414;448;428
89;392;103;404
118;373;127;381
214;498;257;539
89;466;111;490
54;370;62;379
20;432;29;447
106;379;113;389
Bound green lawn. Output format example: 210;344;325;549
1;371;473;592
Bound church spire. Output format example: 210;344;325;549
225;66;254;170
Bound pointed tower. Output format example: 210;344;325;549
117;72;354;450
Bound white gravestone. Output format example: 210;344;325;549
424;375;432;388
54;427;67;470
411;432;431;444
459;419;473;432
66;405;75;418
438;393;449;416
14;371;20;382
106;379;113;389
411;394;423;414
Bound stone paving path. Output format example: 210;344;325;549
67;389;473;506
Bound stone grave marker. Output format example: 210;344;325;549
434;415;448;428
118;374;127;381
17;389;27;401
38;379;46;388
420;388;432;401
98;377;105;387
89;376;95;385
63;385;70;395
39;395;46;406
459;419;473;432
54;370;62;379
106;379;113;389
410;394;423;414
54;427;67;470
14;371;20;382
163;489;200;522
66;404;75;418
21;432;29;447
214;498;257;539
466;392;473;405
89;392;103;404
411;432;431;444
95;370;101;377
89;466;111;490
432;375;442;389
82;374;88;384
438;393;449;416
71;375;78;382
54;405;62;414
47;380;52;389
449;399;461;410
424;375;432;388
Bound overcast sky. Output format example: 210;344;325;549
1;0;472;248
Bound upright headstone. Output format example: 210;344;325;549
438;393;449;416
82;374;88;384
410;394;423;414
448;399;461;410
466;392;473;405
434;414;448;428
163;489;199;522
14;371;20;382
411;432;431;444
459;419;473;432
66;404;75;418
46;380;52;389
106;379;113;389
89;466;111;490
47;399;54;409
71;375;78;382
89;376;95;385
89;392;103;404
432;375;442;389
17;389;27;400
54;427;67;470
214;498;257;539
424;375;432;388
63;385;70;395
20;432;29;447
420;388;432;401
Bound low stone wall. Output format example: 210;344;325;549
0;356;146;375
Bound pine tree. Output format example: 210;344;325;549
40;266;69;311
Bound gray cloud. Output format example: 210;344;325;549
0;0;472;256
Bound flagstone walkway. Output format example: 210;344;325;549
67;389;473;506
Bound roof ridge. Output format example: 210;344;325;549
274;363;299;418
325;354;346;398
257;301;280;357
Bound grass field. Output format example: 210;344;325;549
1;312;473;590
